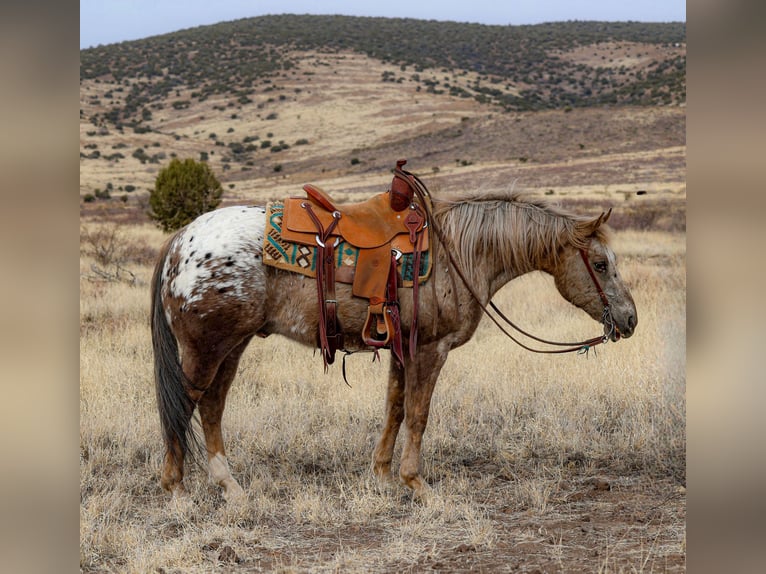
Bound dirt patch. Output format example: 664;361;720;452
554;41;686;71
127;473;685;573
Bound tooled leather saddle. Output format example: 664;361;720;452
280;159;430;367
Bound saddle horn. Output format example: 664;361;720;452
390;159;415;212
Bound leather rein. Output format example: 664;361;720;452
400;167;615;355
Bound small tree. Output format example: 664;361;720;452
149;158;223;232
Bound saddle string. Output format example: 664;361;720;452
399;167;610;355
302;202;343;368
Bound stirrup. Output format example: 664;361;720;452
361;303;395;348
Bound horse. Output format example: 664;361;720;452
150;188;637;501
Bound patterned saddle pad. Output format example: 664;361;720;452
262;202;431;287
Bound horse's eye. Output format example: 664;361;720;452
593;261;608;273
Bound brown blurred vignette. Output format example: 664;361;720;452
0;1;79;572
689;0;766;572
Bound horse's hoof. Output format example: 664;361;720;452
401;474;432;502
169;488;195;512
222;481;246;503
374;474;399;495
166;482;187;499
412;482;433;504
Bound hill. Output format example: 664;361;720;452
81;16;685;114
79;15;685;228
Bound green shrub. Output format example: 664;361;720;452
149;158;223;232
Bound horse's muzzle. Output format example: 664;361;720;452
608;312;636;341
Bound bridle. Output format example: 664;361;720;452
487;249;615;354
400;166;615;355
578;248;617;342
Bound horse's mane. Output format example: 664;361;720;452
432;189;610;274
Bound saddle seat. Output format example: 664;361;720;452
282;185;429;250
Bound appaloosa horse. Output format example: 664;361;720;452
151;188;637;500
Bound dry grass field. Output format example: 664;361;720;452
79;214;685;573
80;40;685;573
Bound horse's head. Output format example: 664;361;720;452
553;210;637;341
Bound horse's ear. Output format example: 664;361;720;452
577;210;611;236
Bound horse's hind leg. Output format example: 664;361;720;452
161;426;192;497
372;359;405;484
160;352;219;497
198;336;253;501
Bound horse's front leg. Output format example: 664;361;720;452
399;343;448;498
372;359;405;484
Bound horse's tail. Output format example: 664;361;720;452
150;235;201;467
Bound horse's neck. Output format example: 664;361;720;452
485;258;548;302
437;212;557;303
436;243;536;307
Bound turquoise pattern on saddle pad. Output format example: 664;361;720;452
263;202;429;284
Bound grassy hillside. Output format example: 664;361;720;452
79;15;685;232
80;15;685;128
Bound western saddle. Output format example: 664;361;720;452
280;159;431;367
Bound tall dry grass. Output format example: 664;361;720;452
80;223;685;572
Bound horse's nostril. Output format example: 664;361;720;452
628;315;636;330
